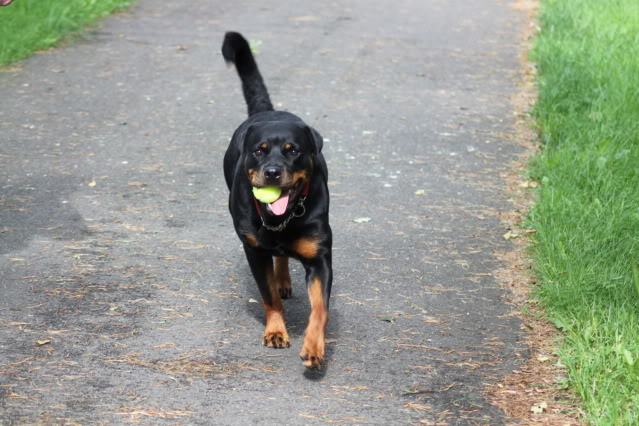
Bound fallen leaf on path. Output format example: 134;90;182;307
530;401;548;414
332;385;368;391
2;322;30;327
176;244;209;250
7;393;29;400
402;389;434;395
46;329;70;335
415;189;425;196
117;408;193;418
36;339;51;345
88;179;97;187
289;15;318;22
298;413;321;420
341;417;365;422
503;230;520;240
404;402;432;412
153;343;177;349
353;217;371;223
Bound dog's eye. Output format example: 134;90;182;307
253;149;264;157
289;148;300;157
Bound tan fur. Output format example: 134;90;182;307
300;277;328;368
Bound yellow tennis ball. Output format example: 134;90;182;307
252;186;282;203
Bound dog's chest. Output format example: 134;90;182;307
254;229;316;261
255;230;290;255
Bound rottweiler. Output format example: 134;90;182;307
221;32;332;369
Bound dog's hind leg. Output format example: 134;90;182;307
243;246;290;348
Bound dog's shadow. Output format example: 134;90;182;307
241;260;339;380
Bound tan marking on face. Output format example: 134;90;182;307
292;170;309;183
292;237;319;259
259;143;269;150
247;168;257;184
284;143;293;151
248;168;268;186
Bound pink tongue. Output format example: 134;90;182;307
268;193;290;216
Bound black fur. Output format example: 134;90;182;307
222;32;274;116
221;32;333;369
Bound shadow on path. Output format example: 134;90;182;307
0;175;88;255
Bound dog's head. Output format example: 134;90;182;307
242;121;323;215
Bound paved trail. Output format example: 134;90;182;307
1;0;528;424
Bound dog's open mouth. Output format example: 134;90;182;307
263;180;305;216
267;190;290;216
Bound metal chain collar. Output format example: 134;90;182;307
260;196;306;232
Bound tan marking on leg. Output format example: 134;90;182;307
262;268;290;348
263;304;290;348
300;277;328;368
274;256;292;299
244;232;258;247
291;237;319;259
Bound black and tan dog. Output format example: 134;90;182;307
221;32;332;369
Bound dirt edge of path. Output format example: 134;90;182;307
486;1;583;424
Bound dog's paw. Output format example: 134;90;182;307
299;351;323;369
278;287;292;299
263;331;290;349
299;335;324;369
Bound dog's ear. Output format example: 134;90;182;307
238;124;255;153
306;126;323;155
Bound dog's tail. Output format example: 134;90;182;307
222;32;274;117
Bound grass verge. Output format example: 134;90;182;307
0;0;134;66
530;0;639;423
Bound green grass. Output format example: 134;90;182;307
530;0;639;423
0;0;134;66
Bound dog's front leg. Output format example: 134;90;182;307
299;253;332;369
243;245;290;348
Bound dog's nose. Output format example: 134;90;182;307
264;167;282;181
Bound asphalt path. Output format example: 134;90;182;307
1;0;528;424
